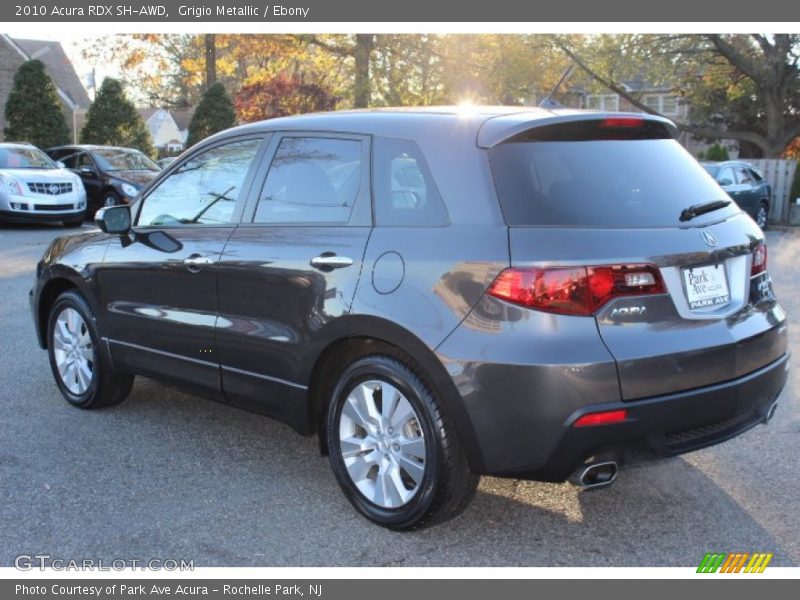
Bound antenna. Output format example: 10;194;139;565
539;64;574;108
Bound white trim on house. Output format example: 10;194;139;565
583;93;620;111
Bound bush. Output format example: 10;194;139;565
186;83;236;147
705;142;730;161
81;78;155;157
3;60;70;149
234;73;338;124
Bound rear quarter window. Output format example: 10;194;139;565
373;137;449;227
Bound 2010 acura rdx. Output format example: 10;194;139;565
30;107;789;529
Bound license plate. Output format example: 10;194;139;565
682;263;730;310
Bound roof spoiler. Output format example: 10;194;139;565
477;111;679;148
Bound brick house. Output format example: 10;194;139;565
0;34;91;144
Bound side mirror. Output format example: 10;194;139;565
95;205;131;234
717;178;733;187
56;161;66;169
79;166;96;176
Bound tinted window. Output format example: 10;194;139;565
253;137;362;224
373;137;448;226
489;133;738;227
736;167;753;185
137;138;261;227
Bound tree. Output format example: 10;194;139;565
4;59;70;148
301;34;376;107
186;82;236;147
553;34;800;158
234;73;338;122
80;78;155;156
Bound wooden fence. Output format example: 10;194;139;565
746;159;798;223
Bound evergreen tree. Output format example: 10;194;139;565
705;142;730;162
186;82;235;147
80;78;155;156
4;60;70;148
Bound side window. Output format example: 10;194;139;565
373;137;449;227
137;138;261;227
77;153;95;169
56;151;79;169
253;137;362;224
748;168;764;182
716;167;735;186
736;167;753;185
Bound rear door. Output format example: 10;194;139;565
217;133;372;428
488;118;788;400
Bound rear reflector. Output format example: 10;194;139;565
573;409;628;428
487;264;665;316
751;242;767;276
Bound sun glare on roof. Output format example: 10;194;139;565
456;100;478;117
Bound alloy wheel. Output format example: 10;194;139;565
52;307;94;395
338;379;426;508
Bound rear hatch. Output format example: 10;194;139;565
486;116;788;400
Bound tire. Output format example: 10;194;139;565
47;290;133;409
755;201;769;230
326;354;478;530
62;217;84;228
102;191;120;208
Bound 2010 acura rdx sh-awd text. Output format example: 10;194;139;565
29;107;789;529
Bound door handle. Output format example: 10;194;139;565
310;254;354;270
183;254;214;272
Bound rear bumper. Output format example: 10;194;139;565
497;352;789;482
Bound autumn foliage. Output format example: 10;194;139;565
234;73;338;123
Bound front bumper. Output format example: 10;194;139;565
1;209;85;223
498;353;789;482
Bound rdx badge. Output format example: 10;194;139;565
609;305;647;318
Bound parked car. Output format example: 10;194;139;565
46;145;160;216
0;143;86;227
30;108;788;529
157;157;177;169
701;160;772;229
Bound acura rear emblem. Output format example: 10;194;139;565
701;231;718;247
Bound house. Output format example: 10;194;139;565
574;80;738;158
138;107;194;154
0;35;91;143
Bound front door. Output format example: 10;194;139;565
217;133;372;429
95;136;265;395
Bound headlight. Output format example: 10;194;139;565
121;183;139;198
0;173;24;195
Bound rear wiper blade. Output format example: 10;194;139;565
679;199;731;222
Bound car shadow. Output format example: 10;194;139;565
24;376;778;568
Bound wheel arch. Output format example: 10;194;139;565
305;315;486;473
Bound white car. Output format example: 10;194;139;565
0;143;87;227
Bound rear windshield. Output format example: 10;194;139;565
488;121;739;227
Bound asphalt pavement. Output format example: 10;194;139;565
1;222;798;567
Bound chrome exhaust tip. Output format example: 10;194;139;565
764;401;778;424
569;460;619;490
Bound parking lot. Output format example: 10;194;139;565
0;223;798;567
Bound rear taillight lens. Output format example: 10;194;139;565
573;409;628;428
751;243;767;276
487;264;665;316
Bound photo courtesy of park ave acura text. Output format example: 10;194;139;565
0;28;798;570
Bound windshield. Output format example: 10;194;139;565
701;164;720;178
0;146;57;169
92;148;160;172
489;137;739;227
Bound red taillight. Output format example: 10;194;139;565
600;117;645;128
751;243;768;276
488;264;665;316
573;409;628;428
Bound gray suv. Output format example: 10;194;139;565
30;108;788;529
